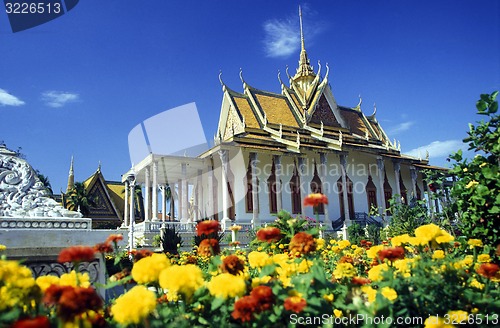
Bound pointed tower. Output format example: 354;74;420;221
292;6;316;92
66;156;75;192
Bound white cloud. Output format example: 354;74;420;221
263;19;299;58
42;91;79;108
405;139;464;159
0;88;25;106
386;121;414;135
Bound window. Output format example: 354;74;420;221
399;175;407;205
337;176;354;219
311;165;325;214
366;175;378;209
383;172;392;210
245;161;253;213
290;162;301;214
267;159;278;213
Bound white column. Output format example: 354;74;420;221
123;180;129;227
274;155;282;212
251;152;260;227
393;160;401;203
320;153;330;227
161;185;166;222
181;163;189;222
298;157;305;218
152;161;158;221
129;180;135;251
340;154;350;224
376;156;386;217
144;167;150;222
196;169;203;221
219;150;229;229
207;163;214;219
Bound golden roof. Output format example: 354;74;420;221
252;92;299;127
232;96;259;128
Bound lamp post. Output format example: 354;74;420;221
127;168;136;255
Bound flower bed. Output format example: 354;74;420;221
1;199;499;327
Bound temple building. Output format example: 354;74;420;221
62;158;144;229
122;10;440;230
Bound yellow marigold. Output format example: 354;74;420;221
393;258;413;278
132;253;170;284
36;275;60;292
338;239;351;250
361;285;377;303
248;251;272;268
0;244;6;251
380;286;398;302
111;285;157;325
470;279;484;290
207;273;246;299
333;263;357;280
414;224;442;244
316;238;325;250
159;264;204;300
454;255;474;270
391;234;412;247
465;180;479;188
59;270;90;288
323;293;334;303
368;263;389;282
447;310;468;324
333;309;342;318
432;250;445;260
467;239;483;248
477;254;491;263
424;316;454;328
366;245;385;259
296;259;312;273
435;231;454;244
272;253;289;267
408;236;429;247
251;276;271;288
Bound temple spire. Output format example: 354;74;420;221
299;6;305;52
66;156;74;192
294;6;315;80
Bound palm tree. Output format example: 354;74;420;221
65;182;96;216
36;170;53;195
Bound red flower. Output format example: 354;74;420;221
284;296;307;313
377;247;405;262
94;242;114;254
198;238;220;257
105;234;124;244
221;255;245;275
44;285;102;320
351;276;371;285
130;249;153;262
58;246;95;263
289;232;317;255
250;285;274;311
11;316;50;328
196;220;220;236
232;296;258;322
256;227;281;242
303;193;328;207
477;263;500;279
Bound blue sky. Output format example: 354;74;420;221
1;1;499;194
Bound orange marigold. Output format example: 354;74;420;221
377;247;405;262
250;285;274;311
289;232;317;255
94;242;114;254
256;227;282;242
303;193;328;207
44;285;102;320
284;296;307;313
130;249;153;262
58;246;95;263
477;263;500;279
105;234;124;244
232;295;258;322
351;276;371;285
221;255;245;275
198;238;220;257
196;220;220;236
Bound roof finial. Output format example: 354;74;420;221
239;67;246;86
66;156;75;193
218;70;224;86
299;5;305;52
97;161;101;172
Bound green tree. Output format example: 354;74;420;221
65;182;96;216
449;91;499;246
36;170;53;195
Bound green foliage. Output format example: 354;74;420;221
449;91;500;247
385;197;432;238
159;225;183;255
347;222;365;245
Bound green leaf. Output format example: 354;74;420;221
211;297;225;311
489;101;498;113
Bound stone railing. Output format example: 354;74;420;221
0;217;92;230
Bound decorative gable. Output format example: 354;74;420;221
309;94;342;128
